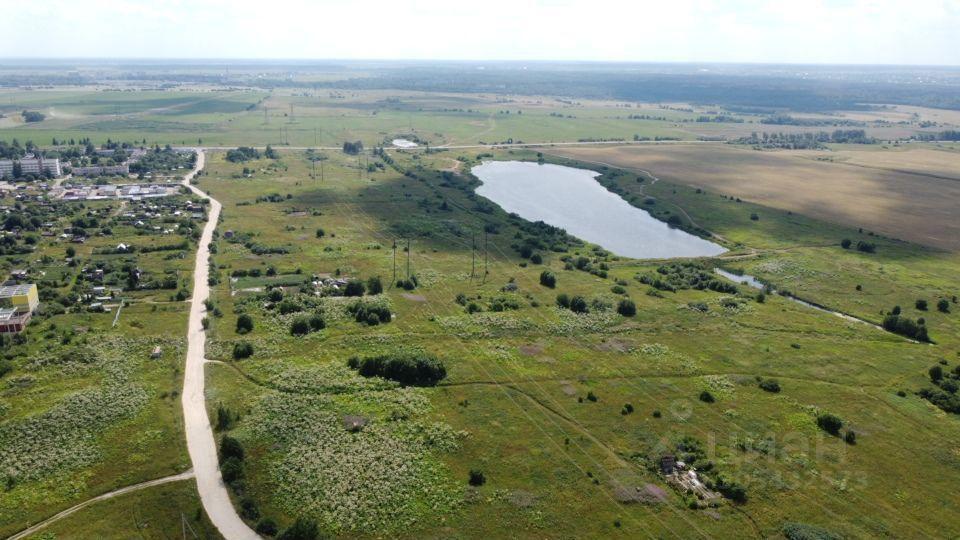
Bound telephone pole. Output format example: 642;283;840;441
471;233;476;280
392;240;397;284
406;239;411;280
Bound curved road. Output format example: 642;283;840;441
181;151;261;539
6;471;195;540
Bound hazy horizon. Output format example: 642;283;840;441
4;0;958;66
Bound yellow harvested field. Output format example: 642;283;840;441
550;144;960;251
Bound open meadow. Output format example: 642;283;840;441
187;146;960;539
1;76;959;539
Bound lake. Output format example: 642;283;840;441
472;161;726;259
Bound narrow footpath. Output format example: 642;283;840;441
181;150;261;539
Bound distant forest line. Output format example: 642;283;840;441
2;62;960;112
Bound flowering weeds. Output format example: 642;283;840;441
247;384;466;532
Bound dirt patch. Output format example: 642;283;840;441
596;338;632;353
287;211;309;217
507;490;538;508
613;483;668;504
560;382;577;396
401;293;427;302
518;343;544;356
551;144;960;251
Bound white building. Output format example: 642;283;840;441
0;155;62;178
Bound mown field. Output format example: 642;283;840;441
193;147;960;539
549;143;960;251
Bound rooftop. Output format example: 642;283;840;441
0;284;35;297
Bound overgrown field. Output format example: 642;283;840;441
196;147;960;539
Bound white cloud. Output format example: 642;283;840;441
1;0;957;64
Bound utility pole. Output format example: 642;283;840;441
406;239;411;280
471;233;476;280
392;240;397;284
484;229;489;278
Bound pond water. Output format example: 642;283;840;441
472;161;726;259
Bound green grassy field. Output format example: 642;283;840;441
190;148;960;539
1;86;959;539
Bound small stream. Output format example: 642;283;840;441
714;268;890;333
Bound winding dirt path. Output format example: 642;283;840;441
5;471;195;540
181;151;261;540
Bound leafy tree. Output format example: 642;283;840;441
840;238;852;249
220;456;243;484
929;365;944;382
699;390;715;403
555;293;571;308
219;436;244;462
539;270;556;288
937;299;950;313
366;276;383;295
236;314;254;334
915;299;928;311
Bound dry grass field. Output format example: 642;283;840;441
550;144;960;251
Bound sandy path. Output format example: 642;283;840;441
6;471;195;540
181;150;261;540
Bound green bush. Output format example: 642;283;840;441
350;352;447;386
816;413;843;435
277;518;320;540
232;341;254;360
219;436;244;462
220;456;243;483
616;299;637;316
256;518;279;536
290;316;310;336
758;379;781;393
782;522;840;540
308;313;326;331
344;279;366;297
569;295;588;313
235;314;254;334
468;470;486;486
278;300;302;315
366;276;383;295
539;270;556;288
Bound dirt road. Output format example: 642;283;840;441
6;471;195;540
181;150;261;540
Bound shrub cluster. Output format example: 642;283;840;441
347;300;392;325
347;352;447;386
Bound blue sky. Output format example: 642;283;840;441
3;0;958;65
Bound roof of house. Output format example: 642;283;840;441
0;284;35;298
